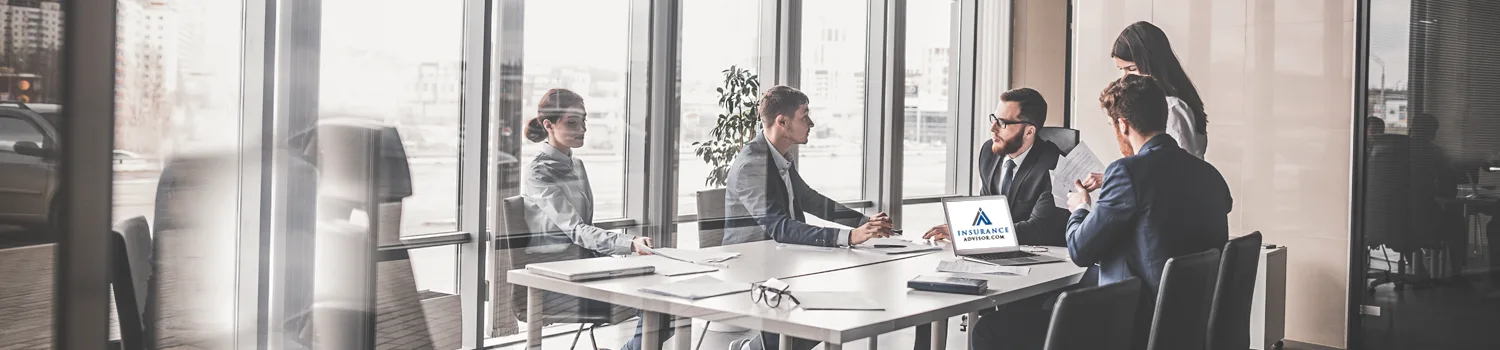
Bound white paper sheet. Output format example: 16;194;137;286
627;255;719;276
854;237;943;254
640;275;752;300
794;292;885;311
936;259;1031;276
648;247;741;264
1049;142;1107;209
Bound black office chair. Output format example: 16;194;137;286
1147;248;1222;350
1037;127;1081;156
110;216;153;350
1043;277;1143;350
501;196;633;350
1208;232;1264;350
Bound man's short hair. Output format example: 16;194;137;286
1000;87;1048;125
758;85;809;128
1099;74;1168;134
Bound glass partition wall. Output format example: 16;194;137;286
18;0;1010;348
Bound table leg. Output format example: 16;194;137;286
826;342;843;350
867;334;878;350
930;318;949;350
778;335;792;350
674;317;691;350
643;311;664;350
527;287;543;350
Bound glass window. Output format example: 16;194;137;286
319;0;466;348
322;0;463;236
902;0;955;198
518;0;630;219
676;0;760;249
109;0;245;347
0;115;45;146
798;0;868;201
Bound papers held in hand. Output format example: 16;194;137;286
640;275;752;300
1048;142;1106;209
855;237;943;255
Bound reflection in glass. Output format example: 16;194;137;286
902;0;955;198
1359;0;1500;348
797;0;868;201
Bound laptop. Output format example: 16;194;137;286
526;257;656;281
941;195;1065;266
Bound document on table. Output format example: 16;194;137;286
776;243;835;252
627;255;719;276
794;292;885;311
640;275;752;300
1049;142;1106;210
648;247;741;264
854;237;943;254
937;259;1031;276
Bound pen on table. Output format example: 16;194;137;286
962;256;1000;266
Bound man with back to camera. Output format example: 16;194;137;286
1066;74;1233;350
920;87;1068;350
712;85;894;350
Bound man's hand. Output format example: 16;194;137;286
1080;172;1104;192
1066;180;1093;211
922;224;950;241
851;219;894;245
631;236;654;255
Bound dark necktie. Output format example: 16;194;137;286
1001;159;1017;196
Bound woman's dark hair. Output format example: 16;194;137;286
525;88;586;143
1112;21;1207;134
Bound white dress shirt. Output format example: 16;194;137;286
997;145;1032;195
1165;96;1207;159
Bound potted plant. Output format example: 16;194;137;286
693;65;761;188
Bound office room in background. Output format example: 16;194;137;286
4;0;1498;350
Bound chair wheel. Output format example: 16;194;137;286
1274;340;1284;349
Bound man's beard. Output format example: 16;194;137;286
992;135;1022;155
1114;128;1135;157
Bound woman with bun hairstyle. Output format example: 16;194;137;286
521;88;653;256
1111;21;1209;159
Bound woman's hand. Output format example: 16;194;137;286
631;236;655;255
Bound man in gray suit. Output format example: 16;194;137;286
725;85;894;350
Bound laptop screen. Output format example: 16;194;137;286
943;197;1019;253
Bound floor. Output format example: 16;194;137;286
1354;272;1500;350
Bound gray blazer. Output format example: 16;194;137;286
522;143;636;255
723;133;868;246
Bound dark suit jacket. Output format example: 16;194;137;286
723;133;869;246
977;139;1068;247
1065;134;1232;349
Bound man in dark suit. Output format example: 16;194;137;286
920;87;1068;350
1067;74;1233;350
724;85;894;350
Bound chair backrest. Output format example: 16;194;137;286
1207;232;1263;350
1038;127;1081;155
500;195;604;324
696;188;729;248
111;215;153;350
1045;277;1143;350
1148;248;1222;350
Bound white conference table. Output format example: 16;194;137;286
508;241;1086;350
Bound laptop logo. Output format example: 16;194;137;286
972;208;994;226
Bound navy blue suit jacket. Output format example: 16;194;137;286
1065;134;1232;347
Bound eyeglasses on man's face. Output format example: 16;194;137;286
989;114;1034;131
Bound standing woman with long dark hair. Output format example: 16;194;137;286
1112;21;1209;159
